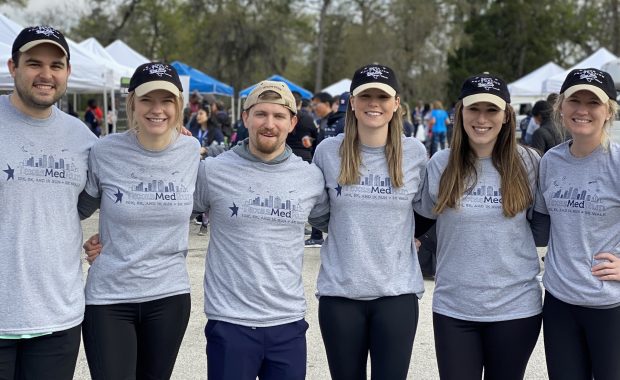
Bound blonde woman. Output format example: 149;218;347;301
312;64;427;379
80;63;200;379
536;68;620;380
418;73;545;380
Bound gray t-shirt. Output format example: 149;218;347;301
536;141;620;307
0;95;97;334
313;134;427;300
193;146;329;327
84;132;200;304
419;147;542;321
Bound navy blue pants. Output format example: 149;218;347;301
433;312;542;380
205;319;308;380
543;291;620;380
0;325;81;380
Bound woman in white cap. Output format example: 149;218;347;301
311;64;428;379
417;73;545;380
536;68;620;380
79;62;200;380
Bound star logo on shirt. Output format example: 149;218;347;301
3;165;14;180
335;184;342;196
229;202;239;217
114;188;123;203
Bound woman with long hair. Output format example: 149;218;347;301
312;64;428;379
80;63;200;380
536;68;620;380
418;73;545;380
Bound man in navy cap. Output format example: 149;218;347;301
0;26;96;379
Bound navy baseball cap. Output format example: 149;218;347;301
459;73;510;110
13;26;70;60
350;64;400;97
337;92;350;113
128;63;183;97
560;68;616;103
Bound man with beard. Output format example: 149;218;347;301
0;26;96;379
193;80;329;380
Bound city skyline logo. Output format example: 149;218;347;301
117;172;192;205
6;146;85;187
23;153;79;172
462;181;503;208
345;172;408;197
547;176;606;214
229;188;307;224
465;184;502;197
551;185;600;203
334;172;411;202
131;179;189;193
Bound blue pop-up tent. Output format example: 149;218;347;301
239;75;313;99
171;61;234;97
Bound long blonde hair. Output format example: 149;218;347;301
434;101;534;217
553;93;619;150
338;99;405;187
126;91;184;134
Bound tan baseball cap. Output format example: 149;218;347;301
243;80;297;114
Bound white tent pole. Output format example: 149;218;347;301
102;87;108;136
237;97;241;121
231;95;235;123
111;89;116;134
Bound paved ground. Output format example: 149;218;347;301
75;214;550;379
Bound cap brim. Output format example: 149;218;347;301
462;94;506;110
134;81;180;97
244;97;297;115
19;40;68;58
352;83;396;97
564;84;609;103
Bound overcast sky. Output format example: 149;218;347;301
1;0;88;28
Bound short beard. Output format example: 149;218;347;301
15;84;64;109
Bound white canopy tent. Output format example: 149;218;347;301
0;13;108;93
602;59;620;89
322;79;351;96
543;48;618;94
0;41;13;88
79;37;135;87
0;11;22;46
79;38;140;133
105;40;150;69
508;62;564;104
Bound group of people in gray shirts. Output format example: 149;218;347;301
1;25;619;380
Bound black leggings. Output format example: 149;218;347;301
83;293;191;380
0;325;81;380
543;291;620;380
318;294;419;380
433;312;541;380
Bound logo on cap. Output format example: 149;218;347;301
144;63;173;78
472;76;502;92
29;26;61;39
573;69;603;84
361;66;389;80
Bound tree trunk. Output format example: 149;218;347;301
612;0;620;55
314;0;331;93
